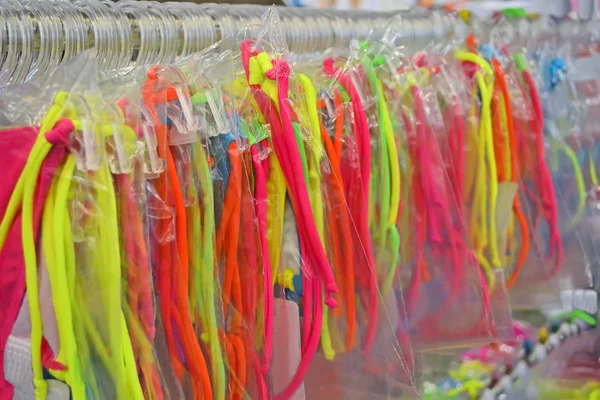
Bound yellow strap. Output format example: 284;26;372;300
589;152;598;187
46;156;87;399
250;54;279;111
267;144;287;280
376;78;401;295
297;73;335;360
447;379;486;399
100;120;142;399
13;93;73;399
195;137;226;400
551;139;586;229
377;79;401;226
477;69;502;274
298;74;325;159
23;137;54;399
455;51;501;284
499;94;512;180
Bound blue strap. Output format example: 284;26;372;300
479;45;495;63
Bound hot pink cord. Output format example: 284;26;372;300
265;60;338;304
250;144;274;371
523;69;563;275
405;84;491;343
569;0;579;18
411;85;443;243
240;42;332;400
450;98;466;221
323;58;379;352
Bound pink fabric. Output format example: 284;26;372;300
0;121;70;400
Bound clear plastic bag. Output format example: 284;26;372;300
236;7;416;399
100;78;174;400
0;53;103;400
427;49;515;338
0;51;153;400
142;62;213;399
506;44;594;310
184;41;277;400
366;19;506;350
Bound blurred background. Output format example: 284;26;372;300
185;1;580;19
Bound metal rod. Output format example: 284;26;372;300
0;1;456;85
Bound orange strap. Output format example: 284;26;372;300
491;59;530;288
143;71;213;400
318;112;357;351
215;141;247;398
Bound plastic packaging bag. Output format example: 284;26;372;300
367;18;505;350
0;53;99;400
427;49;514;339
236;8;416;399
497;39;590;309
0;51;151;400
102;72;184;399
142;62;214;399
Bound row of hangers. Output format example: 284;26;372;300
0;0;467;88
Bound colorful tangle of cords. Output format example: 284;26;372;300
0;6;596;400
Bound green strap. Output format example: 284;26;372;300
293;121;310;181
194;137;226;400
571;309;597;327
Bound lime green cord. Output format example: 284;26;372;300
550;139;586;229
446;379;486;399
20;135;58;399
361;50;401;294
571;309;597;326
63;157;100;399
194;137;226;400
298;73;335;360
292;121;309;182
45;157;86;399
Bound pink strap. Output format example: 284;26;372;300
249;144;274;374
322;58;379;351
265;60;338;303
240;51;325;399
406;85;491;342
449;97;465;220
412;84;443;243
523;69;562;274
